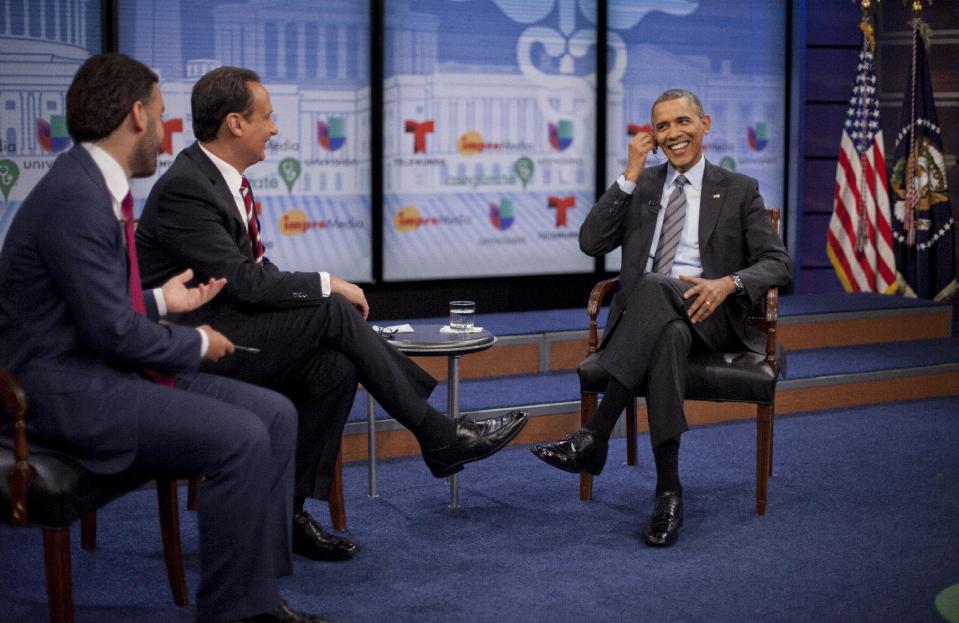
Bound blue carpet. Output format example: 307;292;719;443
2;397;958;622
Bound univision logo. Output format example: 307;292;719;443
317;117;346;152
747;123;768;151
548;120;573;151
489;198;515;231
36;115;70;153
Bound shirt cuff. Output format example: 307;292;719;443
153;288;167;317
319;272;331;297
195;327;208;358
616;174;637;195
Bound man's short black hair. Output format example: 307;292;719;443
191;66;262;142
652;89;706;119
66;53;158;143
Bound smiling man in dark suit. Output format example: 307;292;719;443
0;54;327;622
532;89;793;546
135;67;527;560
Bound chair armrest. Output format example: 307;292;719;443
1;368;31;525
748;287;779;368
587;277;620;353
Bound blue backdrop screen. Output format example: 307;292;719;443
118;0;373;283
0;0;102;243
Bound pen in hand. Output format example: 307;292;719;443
233;345;261;353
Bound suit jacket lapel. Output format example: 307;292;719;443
184;142;245;231
698;161;724;247
637;164;667;249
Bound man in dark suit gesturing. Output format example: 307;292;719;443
136;67;527;560
0;54;327;622
532;89;793;546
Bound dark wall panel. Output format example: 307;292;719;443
806;48;861;101
803;159;838;214
804;104;849;157
801;267;846;294
800;213;833;268
806;0;861;46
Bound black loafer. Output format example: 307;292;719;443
236;600;331;622
642;490;683;547
292;510;359;561
422;411;528;478
530;428;608;475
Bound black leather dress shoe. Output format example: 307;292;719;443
292;510;359;561
642;490;683;547
236;600;331;622
422;411;528;478
530;428;608;475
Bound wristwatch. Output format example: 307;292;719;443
731;274;744;294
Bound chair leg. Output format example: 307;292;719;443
328;448;347;531
755;404;773;516
187;477;199;511
79;512;96;551
768;405;776;477
625;398;638;466
42;527;74;623
579;392;597;501
156;479;189;607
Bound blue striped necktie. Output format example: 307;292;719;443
652;174;688;275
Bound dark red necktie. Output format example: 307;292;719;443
240;177;264;263
121;192;175;387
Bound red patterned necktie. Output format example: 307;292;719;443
121;192;175;387
240;177;264;263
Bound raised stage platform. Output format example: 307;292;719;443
342;293;958;463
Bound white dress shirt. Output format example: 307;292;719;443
617;154;706;278
197;143;330;296
82;142;208;356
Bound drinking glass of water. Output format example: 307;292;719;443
449;300;475;331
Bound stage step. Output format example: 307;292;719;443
341;336;959;462
394;293;953;381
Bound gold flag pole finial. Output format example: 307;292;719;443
854;0;878;50
904;0;932;17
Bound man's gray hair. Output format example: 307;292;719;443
652;89;705;119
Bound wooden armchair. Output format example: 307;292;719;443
576;210;783;515
0;369;188;623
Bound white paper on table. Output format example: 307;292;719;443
371;323;415;333
439;325;484;334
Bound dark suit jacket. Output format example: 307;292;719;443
136;142;324;323
580;161;793;353
0;146;201;472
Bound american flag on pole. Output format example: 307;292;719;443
826;31;896;294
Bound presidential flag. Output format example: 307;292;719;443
827;30;896;294
889;20;957;301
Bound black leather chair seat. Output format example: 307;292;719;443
577;349;779;405
0;447;146;530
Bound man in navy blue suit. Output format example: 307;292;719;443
0;54;326;623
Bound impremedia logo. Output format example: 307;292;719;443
548;120;573;151
489;198;515;231
394;205;438;232
161;118;183;155
547;195;575;227
405;119;434;154
747;123;768;151
36;116;70;153
318;117;346;152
